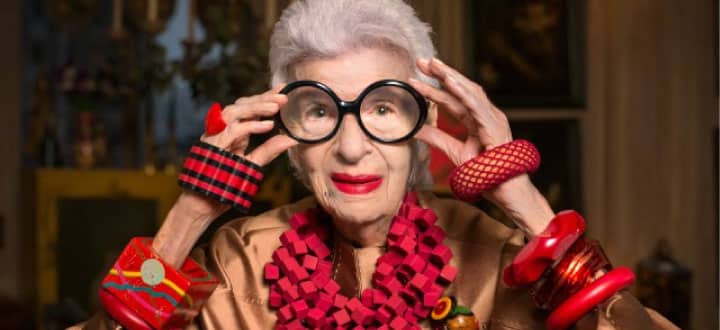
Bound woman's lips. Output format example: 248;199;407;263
330;173;383;194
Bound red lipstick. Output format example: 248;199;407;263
330;173;383;195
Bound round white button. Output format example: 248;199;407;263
140;258;165;286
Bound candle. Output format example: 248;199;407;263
187;0;196;42
148;0;158;22
112;0;124;32
265;0;277;30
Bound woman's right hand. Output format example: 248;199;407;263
179;85;300;219
153;86;298;267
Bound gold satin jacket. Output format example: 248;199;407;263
76;192;676;329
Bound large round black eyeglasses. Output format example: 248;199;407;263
276;79;428;144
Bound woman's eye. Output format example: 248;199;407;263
307;107;326;118
376;105;392;115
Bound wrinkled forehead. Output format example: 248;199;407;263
290;48;413;100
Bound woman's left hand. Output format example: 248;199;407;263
410;58;554;236
409;58;512;165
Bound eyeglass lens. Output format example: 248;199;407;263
279;85;421;142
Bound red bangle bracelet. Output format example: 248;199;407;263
100;237;219;329
531;238;611;310
449;139;540;202
545;267;635;330
178;141;263;212
503;211;586;287
99;288;152;330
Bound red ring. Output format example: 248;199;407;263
99;288;152;330
204;102;226;136
545;267;635;330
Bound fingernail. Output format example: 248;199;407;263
418;58;430;66
432;58;446;66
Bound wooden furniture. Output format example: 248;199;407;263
28;169;181;320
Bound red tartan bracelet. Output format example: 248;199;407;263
99;237;219;329
178;141;263;212
449;139;540;202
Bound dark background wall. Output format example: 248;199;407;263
0;0;716;328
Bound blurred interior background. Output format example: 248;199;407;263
0;0;716;329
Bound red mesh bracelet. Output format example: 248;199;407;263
449;140;540;202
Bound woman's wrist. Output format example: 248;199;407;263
153;194;218;268
488;174;555;237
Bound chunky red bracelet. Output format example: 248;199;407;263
502;211;636;330
100;237;219;329
545;267;635;330
178;141;263;212
449;139;540;202
99;288;152;330
503;211;586;288
531;238;611;310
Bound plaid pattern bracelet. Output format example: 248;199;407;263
178;141;264;212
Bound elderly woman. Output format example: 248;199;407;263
78;1;676;329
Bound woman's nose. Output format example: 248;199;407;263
335;114;370;164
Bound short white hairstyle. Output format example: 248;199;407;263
269;0;437;190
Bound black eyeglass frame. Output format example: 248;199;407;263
276;79;428;144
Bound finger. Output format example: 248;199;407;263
267;83;287;94
417;58;447;80
415;125;465;165
246;134;299;166
422;59;499;125
409;77;469;122
233;85;288;105
234;93;288;106
227;120;275;139
428;58;477;89
223;102;281;122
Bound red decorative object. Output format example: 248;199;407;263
98;288;152;330
100;237;219;329
545;267;635;330
178;141;263;211
204;102;226;136
502;209;636;329
531;238;611;310
503;210;586;287
266;192;455;329
449;139;540;202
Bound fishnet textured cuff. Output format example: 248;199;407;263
449;139;540;202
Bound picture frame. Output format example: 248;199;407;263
466;0;586;108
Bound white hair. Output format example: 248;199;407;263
269;0;437;190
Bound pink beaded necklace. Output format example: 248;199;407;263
263;192;458;329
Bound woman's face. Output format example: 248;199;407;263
290;48;414;227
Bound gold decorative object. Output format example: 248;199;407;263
196;0;258;45
44;0;101;31
124;0;176;35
